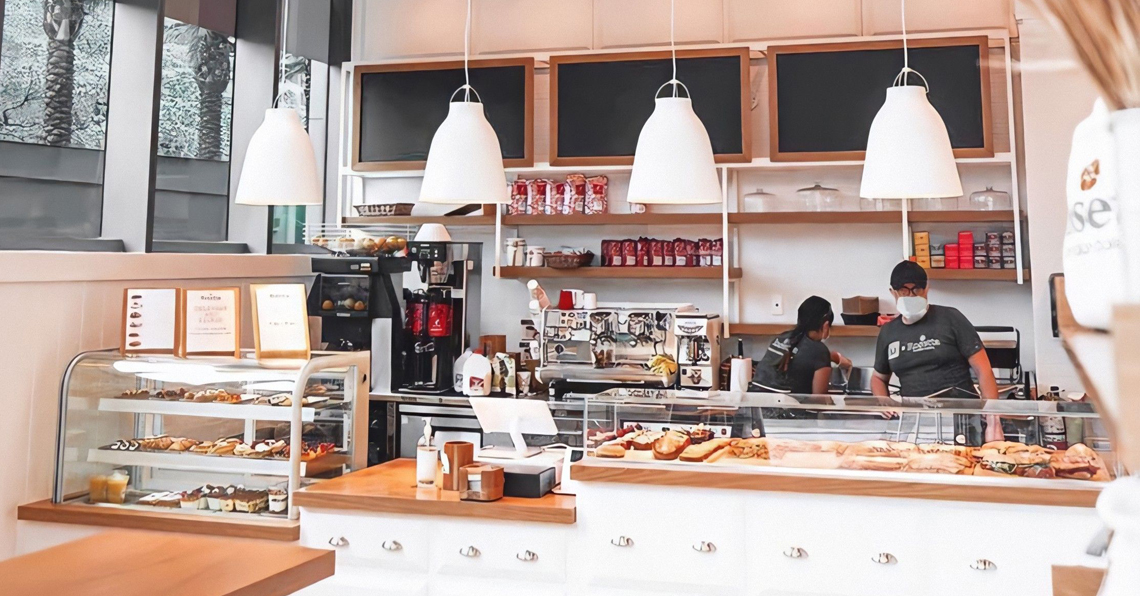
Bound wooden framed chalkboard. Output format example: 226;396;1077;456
768;36;992;162
351;58;534;171
549;48;751;167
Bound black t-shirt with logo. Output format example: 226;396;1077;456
753;331;833;394
873;305;984;398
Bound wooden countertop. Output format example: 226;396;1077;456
293;459;576;524
1;530;333;596
1052;565;1107;596
18;500;300;541
572;458;1103;508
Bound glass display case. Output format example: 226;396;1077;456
584;389;1116;485
54;350;369;521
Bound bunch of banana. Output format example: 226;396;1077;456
648;354;678;377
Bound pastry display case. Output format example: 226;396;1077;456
583;389;1116;487
53;350;369;521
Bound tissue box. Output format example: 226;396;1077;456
841;296;880;315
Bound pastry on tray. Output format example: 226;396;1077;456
839;454;909;472
1050;444;1111;481
679;438;731;462
688;424;714;445
901;452;974;475
595;443;627;458
118;389;150;399
630;431;661;451
652;431;691;461
268;489;288;513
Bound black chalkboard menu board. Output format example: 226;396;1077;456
351;58;534;171
767;36;992;162
550;48;751;166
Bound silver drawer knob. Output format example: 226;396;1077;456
328;536;349;547
516;550;539;562
971;559;997;571
783;547;808;559
692;541;716;553
611;536;634;547
872;552;898;565
459;545;481;558
381;540;402;552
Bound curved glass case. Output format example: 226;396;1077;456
584;389;1115;485
54;350;369;520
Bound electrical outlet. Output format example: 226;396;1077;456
771;295;784;316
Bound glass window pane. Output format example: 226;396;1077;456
0;0;113;240
153;17;235;242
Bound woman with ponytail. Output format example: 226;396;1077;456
753;296;853;395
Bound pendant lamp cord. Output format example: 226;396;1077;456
463;0;472;101
901;0;908;73
891;0;928;90
670;0;677;97
272;0;290;108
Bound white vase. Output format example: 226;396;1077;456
1110;107;1140;301
1097;476;1140;596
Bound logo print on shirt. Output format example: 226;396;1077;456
907;334;942;354
888;341;901;360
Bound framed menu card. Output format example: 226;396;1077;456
121;288;180;355
250;284;311;360
177;288;241;358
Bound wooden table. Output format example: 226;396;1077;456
293;459;576;524
1052;565;1107;596
1;530;334;596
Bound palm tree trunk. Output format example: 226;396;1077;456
43;39;76;146
197;90;223;160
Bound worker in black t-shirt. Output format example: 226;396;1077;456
754;296;852;395
872;261;1003;442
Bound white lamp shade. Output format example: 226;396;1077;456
627;97;722;205
414;223;452;242
860;86;963;199
420;101;509;204
235;108;322;206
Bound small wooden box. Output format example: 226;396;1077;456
461;464;504;502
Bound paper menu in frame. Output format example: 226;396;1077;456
177;288;241;358
250;283;311;360
121;288;180;355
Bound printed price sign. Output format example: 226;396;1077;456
250;283;311;360
177;288;241;357
121;288;179;355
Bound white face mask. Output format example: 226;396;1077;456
896;296;929;324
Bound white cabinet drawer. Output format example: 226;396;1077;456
746;494;927;596
300;508;430;573
294;569;428;596
429;519;569;584
430;576;565;596
575;484;746;590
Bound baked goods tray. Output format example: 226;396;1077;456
88;448;345;477
92;397;344;422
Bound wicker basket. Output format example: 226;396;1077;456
354;203;414;217
544;251;594;269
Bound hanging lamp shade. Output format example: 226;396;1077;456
859;85;963;199
235;108;322;206
627;96;722;205
420;100;509;204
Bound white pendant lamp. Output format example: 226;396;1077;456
859;0;963;200
627;0;721;205
419;0;508;204
235;108;323;206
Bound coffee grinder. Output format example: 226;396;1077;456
675;313;721;390
401;241;482;393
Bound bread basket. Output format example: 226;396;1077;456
543;251;594;269
354;203;414;217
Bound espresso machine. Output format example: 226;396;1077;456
400;241;482;393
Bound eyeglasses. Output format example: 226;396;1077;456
893;284;925;297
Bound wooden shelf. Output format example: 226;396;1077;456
293;459;576;525
728;210;1021;225
927;269;1029;281
2;528;329;596
17;499;300;541
496;266;741;280
731;323;881;337
502;213;722;226
908;210;1023;223
343;215;494;226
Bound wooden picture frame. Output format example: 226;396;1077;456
351;57;535;172
549;47;752;167
250;284;312;361
767;36;993;162
120;288;180;356
176;287;241;358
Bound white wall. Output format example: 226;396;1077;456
1015;2;1096;390
349;0;1038;370
0;253;312;560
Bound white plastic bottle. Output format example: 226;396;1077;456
452;348;474;393
462;351;493;396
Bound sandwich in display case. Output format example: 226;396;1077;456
53;350;369;521
583;389;1115;486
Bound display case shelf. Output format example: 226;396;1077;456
926;269;1029;281
343;215;494;226
86;448;321;477
502;213;722;226
496;266;742;280
95;398;321;422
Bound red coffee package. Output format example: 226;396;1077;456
698;238;713;267
552;182;567;215
510;178;529;215
687;239;699;266
712;238;724;267
600;240;612;267
674;238;689;267
650;239;664;267
663;239;675;267
527;179;547;215
622;239;637;267
608;239;624;267
565;174;587;215
636;237;651;267
585;175;609;215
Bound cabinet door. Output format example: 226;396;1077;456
428;518;569;584
574;484;747;591
293;570;429;596
300;508;431;573
429;576;566;596
746;493;928;596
